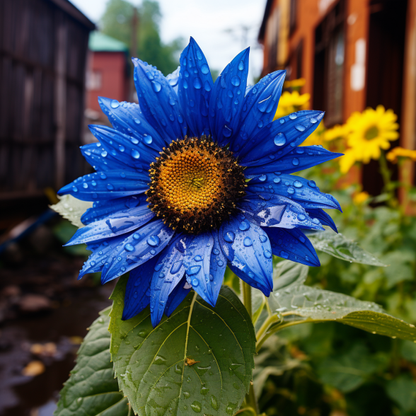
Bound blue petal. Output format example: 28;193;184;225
165;278;191;317
244;146;343;175
98;97;167;148
122;255;160;320
149;235;188;326
166;67;180;94
208;48;250;146
81;142;132;172
247;174;341;211
78;235;125;279
81;195;147;225
265;227;320;266
66;205;154;246
238;110;324;162
232;70;285;154
209;231;227;304
239;193;324;231
58;171;149;201
219;215;273;296
101;220;175;283
133;58;187;140
306;208;338;232
89;124;159;167
178;38;213;137
183;233;215;306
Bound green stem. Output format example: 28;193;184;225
379;151;393;195
242;281;253;320
255;315;279;352
241;281;259;415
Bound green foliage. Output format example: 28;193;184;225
108;276;256;416
309;230;386;266
100;0;183;75
55;309;130;416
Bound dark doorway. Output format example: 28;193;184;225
363;0;407;196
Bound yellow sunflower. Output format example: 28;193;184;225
324;124;349;142
346;105;399;163
353;191;370;205
339;149;358;173
284;78;306;89
274;91;310;119
386;146;416;163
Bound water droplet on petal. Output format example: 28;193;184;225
239;221;250;231
152;81;162;92
125;243;134;252
310;117;318;124
194;255;203;262
131;149;140;159
273;177;281;184
289;113;297;120
147;235;160;247
274;133;286;147
298;214;306;221
188;265;201;276
193;77;202;89
243;237;253;247
107;184;114;190
287;187;295;195
201;64;209;74
110;99;120;109
259;174;267;182
292;158;300;166
295;124;306;132
134;118;141;124
72;186;78;192
238;61;245;71
280;251;289;259
231;76;240;87
143;135;153;145
191;278;199;287
101;150;108;157
308;180;316;187
294;180;303;188
223;126;232;137
224;231;235;243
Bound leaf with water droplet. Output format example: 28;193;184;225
309;230;386;266
109;278;256;415
261;260;416;345
55;308;129;416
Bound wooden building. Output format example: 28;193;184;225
259;0;416;197
86;32;130;122
0;0;95;214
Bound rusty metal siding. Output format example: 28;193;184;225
0;0;94;199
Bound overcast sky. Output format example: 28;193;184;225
70;0;266;82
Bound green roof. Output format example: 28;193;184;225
89;31;128;52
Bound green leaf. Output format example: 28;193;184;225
317;344;381;393
51;194;92;228
262;261;416;342
386;374;416;412
309;230;385;266
109;277;256;416
55;308;130;416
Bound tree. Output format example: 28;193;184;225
100;0;183;75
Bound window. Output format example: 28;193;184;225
313;0;346;126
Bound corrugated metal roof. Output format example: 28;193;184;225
89;31;128;52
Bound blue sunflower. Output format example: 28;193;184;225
58;38;341;326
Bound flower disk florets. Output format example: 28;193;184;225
146;136;246;234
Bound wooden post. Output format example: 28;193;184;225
130;6;139;102
54;11;67;190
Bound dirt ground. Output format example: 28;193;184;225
0;220;115;416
